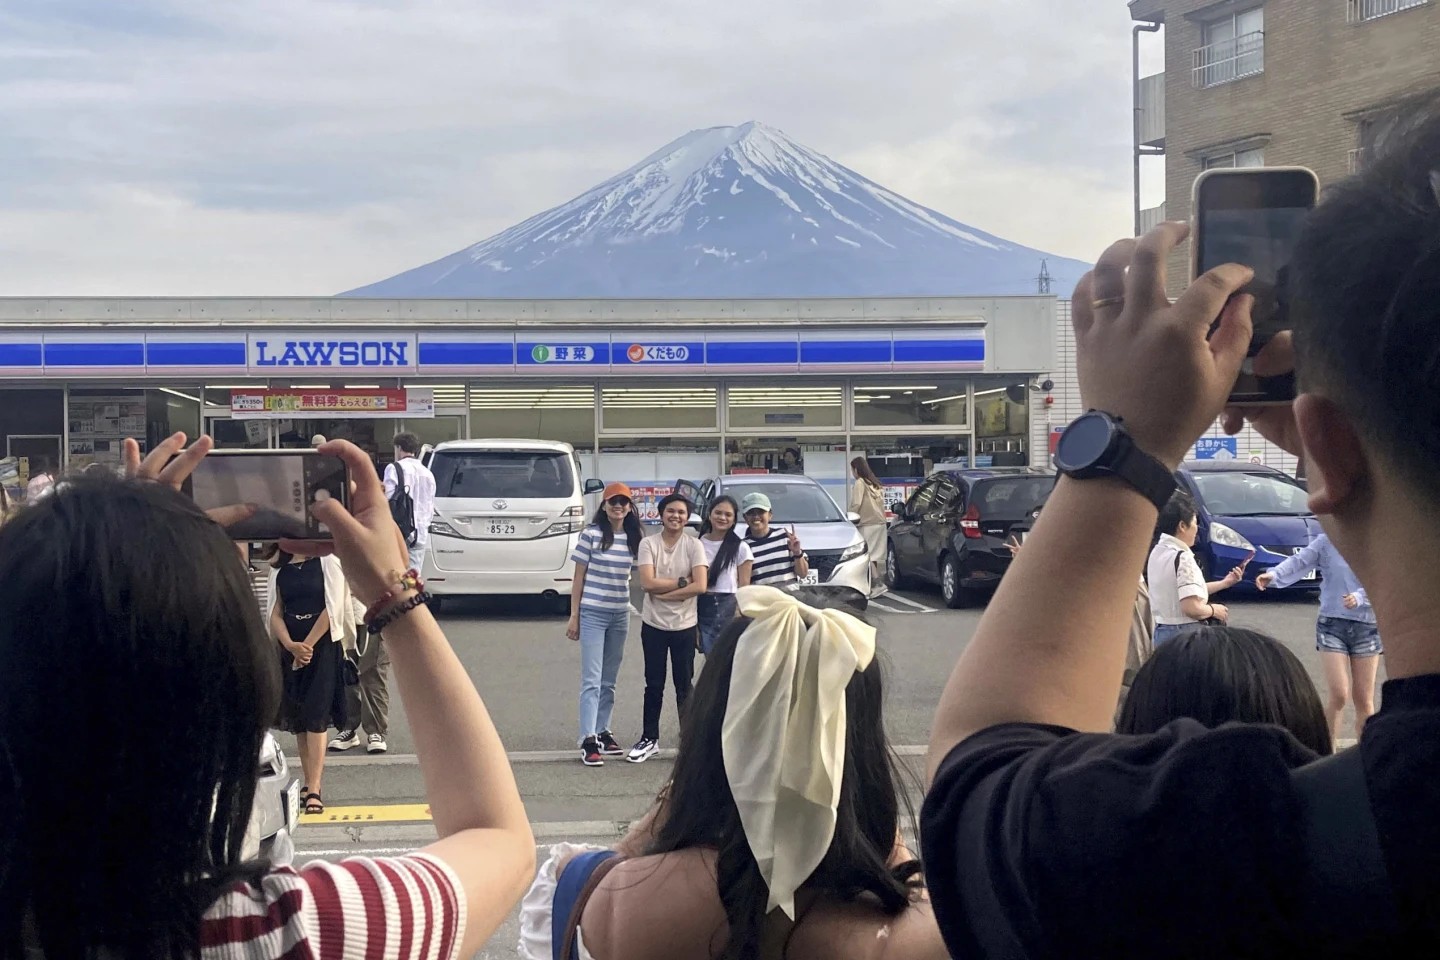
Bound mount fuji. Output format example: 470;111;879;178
341;122;1089;299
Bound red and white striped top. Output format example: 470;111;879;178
199;854;466;960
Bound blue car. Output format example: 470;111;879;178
1176;460;1321;593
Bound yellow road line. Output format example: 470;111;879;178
303;803;433;824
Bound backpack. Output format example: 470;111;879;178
389;460;418;548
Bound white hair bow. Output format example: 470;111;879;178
721;584;878;919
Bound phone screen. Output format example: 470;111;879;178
1194;168;1318;403
185;452;348;541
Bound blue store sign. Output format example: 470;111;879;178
1194;437;1238;460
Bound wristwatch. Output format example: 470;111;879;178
1054;410;1177;511
677;577;689;589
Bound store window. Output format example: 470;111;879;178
850;435;971;514
601;385;718;432
723;436;848;504
972;379;1030;466
68;387;200;470
1;388;64;490
468;386;595;453
597;437;720;523
725;384;843;430
852;379;971;429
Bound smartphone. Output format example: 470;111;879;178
183;450;350;541
1191;166;1319;404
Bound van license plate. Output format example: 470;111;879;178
487;522;518;536
797;574;819;586
1302;569;1317;580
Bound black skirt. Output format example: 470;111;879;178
276;627;348;735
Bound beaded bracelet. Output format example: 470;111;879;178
367;590;432;635
363;568;425;623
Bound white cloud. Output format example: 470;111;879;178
0;0;1149;295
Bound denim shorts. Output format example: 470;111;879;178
1316;615;1383;657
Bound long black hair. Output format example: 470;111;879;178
698;495;744;583
1117;625;1333;756
646;606;922;959
589;500;643;557
0;476;282;958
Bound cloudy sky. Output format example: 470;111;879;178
0;0;1166;296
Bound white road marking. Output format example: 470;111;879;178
882;593;935;611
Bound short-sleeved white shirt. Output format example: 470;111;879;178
1147;533;1208;625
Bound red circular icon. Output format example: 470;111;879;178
627;344;645;363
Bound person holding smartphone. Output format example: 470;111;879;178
0;433;534;958
1146;490;1246;646
742;493;810;587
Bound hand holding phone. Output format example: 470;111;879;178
183;450;350;542
1192;166;1319;405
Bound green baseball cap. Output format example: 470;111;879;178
741;493;772;515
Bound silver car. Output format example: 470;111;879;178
244;731;302;863
674;474;871;602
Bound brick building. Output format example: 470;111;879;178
1119;0;1440;469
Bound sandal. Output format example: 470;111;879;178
303;791;324;815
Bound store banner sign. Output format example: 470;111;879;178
247;334;418;373
612;341;705;365
229;388;434;420
517;342;607;366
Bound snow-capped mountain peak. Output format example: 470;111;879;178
341;122;1088;299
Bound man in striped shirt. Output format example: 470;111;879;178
741;492;810;587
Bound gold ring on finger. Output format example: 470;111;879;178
1090;296;1125;310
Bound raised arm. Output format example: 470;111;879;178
927;224;1255;781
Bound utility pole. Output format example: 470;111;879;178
1036;259;1052;295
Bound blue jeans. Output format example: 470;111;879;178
578;606;630;744
1154;622;1196;647
697;593;739;655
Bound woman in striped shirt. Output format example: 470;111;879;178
567;483;644;766
0;433;534;959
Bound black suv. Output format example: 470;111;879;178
886;467;1055;607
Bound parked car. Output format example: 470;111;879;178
886;468;1056;608
1176;460;1320;592
245;731;301;862
422;439;604;608
672;474;871;601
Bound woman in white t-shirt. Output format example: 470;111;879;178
696;496;754;655
1147;490;1245;646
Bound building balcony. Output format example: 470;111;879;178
1139;203;1168;235
1348;0;1429;23
1138;73;1166;148
1192;30;1264;88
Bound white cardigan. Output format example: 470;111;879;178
265;555;361;656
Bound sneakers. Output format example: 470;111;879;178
328;729;361;752
596;731;625;756
580;737;605;766
627;737;660;763
366;733;388;754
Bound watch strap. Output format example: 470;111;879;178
1110;432;1178;511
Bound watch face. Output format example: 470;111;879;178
1056;413;1116;471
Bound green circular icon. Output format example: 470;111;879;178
531;344;550;363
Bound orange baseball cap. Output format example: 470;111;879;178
602;482;633;501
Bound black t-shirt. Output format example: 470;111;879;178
919;674;1440;959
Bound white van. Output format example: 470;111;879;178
421;439;603;607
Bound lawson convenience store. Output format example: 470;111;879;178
0;295;1057;512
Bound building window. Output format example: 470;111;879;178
1352;109;1403;171
1203;146;1266;169
725;384;843;431
467;385;596;453
852;378;970;429
1348;0;1428;23
1192;7;1264;88
600;385;718;433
